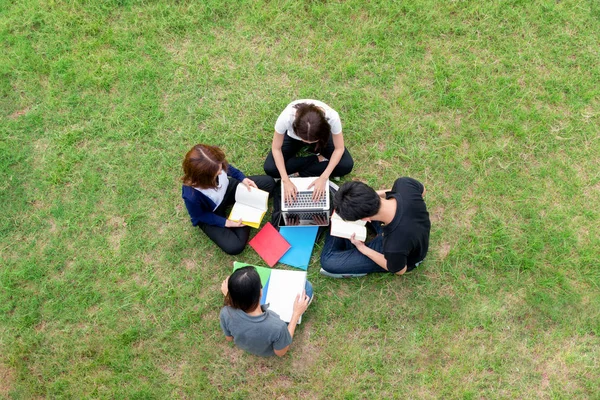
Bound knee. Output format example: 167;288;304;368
320;252;337;272
263;176;276;193
335;154;354;176
222;242;246;256
263;161;280;178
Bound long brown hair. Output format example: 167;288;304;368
182;144;229;188
292;103;331;151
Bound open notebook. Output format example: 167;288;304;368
330;212;367;241
228;184;269;228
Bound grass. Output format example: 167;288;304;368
1;0;600;398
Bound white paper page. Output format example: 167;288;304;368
234;185;268;211
229;203;264;224
265;269;307;324
331;212;366;226
331;219;367;241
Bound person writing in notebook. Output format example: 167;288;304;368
181;144;275;255
263;99;354;203
320;178;430;278
220;266;312;357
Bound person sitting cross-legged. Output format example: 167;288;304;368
320;177;430;278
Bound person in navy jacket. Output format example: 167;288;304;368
181;144;275;255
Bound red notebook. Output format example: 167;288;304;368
249;222;291;267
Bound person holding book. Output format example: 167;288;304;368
181;144;275;255
320;177;430;278
263;99;354;203
220;266;312;357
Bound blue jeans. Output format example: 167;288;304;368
320;223;389;275
304;280;314;300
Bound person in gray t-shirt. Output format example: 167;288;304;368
219;266;311;357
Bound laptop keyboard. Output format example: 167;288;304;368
284;191;327;209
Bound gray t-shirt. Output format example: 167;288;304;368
219;306;292;357
274;99;342;140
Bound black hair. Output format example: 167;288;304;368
334;181;380;221
225;266;262;312
292;103;331;151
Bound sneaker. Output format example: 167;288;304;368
319;268;367;279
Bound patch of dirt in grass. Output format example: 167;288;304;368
271;374;293;390
32;200;46;210
0;363;16;396
430;206;444;223
291;321;320;370
32;139;50;172
183;258;199;271
221;343;244;365
34;321;46;333
8;107;30;119
438;242;451;259
161;360;187;381
529;335;596;398
165;39;191;61
107;216;127;252
48;218;57;234
459;206;477;229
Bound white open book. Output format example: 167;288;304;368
264;269;307;324
228;184;269;228
330;212;367;241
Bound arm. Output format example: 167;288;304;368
309;133;345;200
227;164;247;182
271;131;298;202
220;278;236;342
271;131;288;179
320;133;345;180
273;291;310;357
182;187;228;227
349;235;408;276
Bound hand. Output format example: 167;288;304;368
349;233;366;251
242;178;257;190
221;277;229;296
282;179;298;204
308;176;328;201
312;214;328;226
286;214;300;226
225;218;245;228
292;290;310;317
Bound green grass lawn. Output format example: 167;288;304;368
2;0;600;398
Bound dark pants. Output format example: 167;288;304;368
198;175;275;255
320;222;389;274
263;133;354;178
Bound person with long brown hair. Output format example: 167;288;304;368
181;144;275;255
263;99;354;203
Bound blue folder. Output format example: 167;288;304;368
278;226;319;270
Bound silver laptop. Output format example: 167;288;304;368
280;177;330;226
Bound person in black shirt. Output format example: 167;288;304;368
320;177;430;277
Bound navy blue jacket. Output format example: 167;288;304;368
182;165;246;227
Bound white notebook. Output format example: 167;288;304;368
264;269;307;324
330;212;367;241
